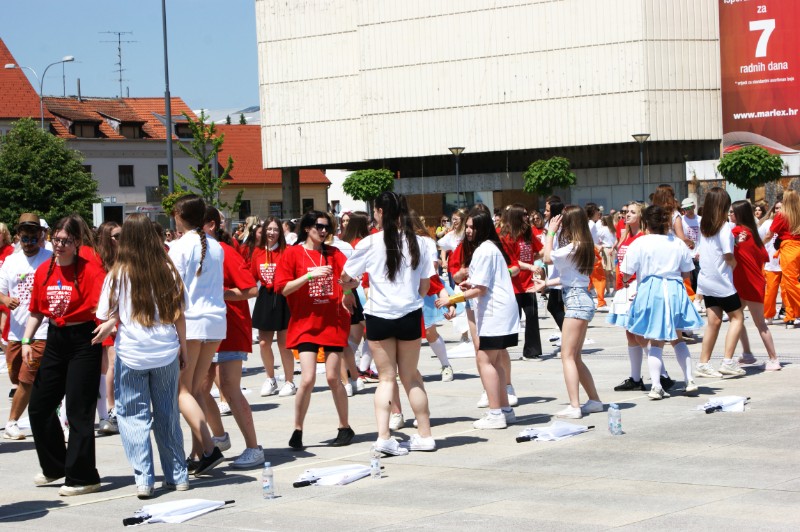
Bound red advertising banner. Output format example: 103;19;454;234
720;0;800;153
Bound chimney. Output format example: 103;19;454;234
77;78;82;102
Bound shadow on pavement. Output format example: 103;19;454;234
0;499;67;522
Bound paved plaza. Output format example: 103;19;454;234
1;311;799;531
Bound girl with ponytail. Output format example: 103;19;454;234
169;194;227;475
342;192;436;456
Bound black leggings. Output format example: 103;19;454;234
515;292;543;357
546;289;565;331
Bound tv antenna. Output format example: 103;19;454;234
100;31;137;97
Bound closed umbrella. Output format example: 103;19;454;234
123;499;234;526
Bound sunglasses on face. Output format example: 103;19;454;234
52;237;74;246
314;223;331;232
20;236;39;244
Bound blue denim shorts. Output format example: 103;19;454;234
563;286;595;321
213;351;248;364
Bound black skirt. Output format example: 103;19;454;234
252;286;291;332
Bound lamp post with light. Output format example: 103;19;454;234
632;133;650;202
449;146;465;208
4;56;75;129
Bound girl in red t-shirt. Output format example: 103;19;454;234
24;215;106;496
274;210;354;450
251;217;296;398
730;201;781;370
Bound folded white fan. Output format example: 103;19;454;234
696;395;748;413
124;498;231;526
294;464;371;487
516;421;591;442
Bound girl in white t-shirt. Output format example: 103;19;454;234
168;195;227;475
94;213;189;496
534;206;602;420
621;206;704;399
438;210;519;429
343;192;435;455
696;187;746;378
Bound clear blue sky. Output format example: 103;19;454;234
1;1;259;110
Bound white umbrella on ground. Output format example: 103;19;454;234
123;499;233;526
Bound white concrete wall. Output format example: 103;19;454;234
256;0;721;168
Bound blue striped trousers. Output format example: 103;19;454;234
114;356;188;488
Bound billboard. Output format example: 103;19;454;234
720;0;800;153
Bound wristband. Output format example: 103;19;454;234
508;268;513;275
449;293;466;305
307;273;312;281
343;289;352;295
21;338;31;345
547;231;556;237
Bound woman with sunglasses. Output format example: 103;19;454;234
24;214;106;495
275;210;355;450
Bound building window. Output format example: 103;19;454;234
82;165;92;175
120;124;142;139
302;198;314;213
119;165;135;187
73;122;98;138
269;201;283;219
175;124;192;138
157;164;168;185
238;200;252;221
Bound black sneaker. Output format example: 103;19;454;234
186;456;199;473
331;427;355;447
8;388;16;400
289;429;304;450
193;447;224;476
522;353;541;359
660;375;676;392
614;377;645;391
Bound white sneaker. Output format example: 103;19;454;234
718;361;746;377
407;434;436;451
216;401;232;416
580;400;604;415
555;405;582;419
355;377;366;392
3;421;25;440
473;412;507;429
441;366;454;382
389;413;405;431
260;378;279;397
722;313;730;322
231;446;264;469
695;362;723;378
648;387;670;400
549;332;561;343
278;381;297;397
506;384;519;407
344;382;354;397
211;432;231;452
374;437;408;456
685;380;699;395
476;391;489;408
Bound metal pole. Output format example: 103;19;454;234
639;142;644;202
455;154;461;207
161;0;175;226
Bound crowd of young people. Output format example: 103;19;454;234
1;185;796;498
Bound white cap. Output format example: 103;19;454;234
39;218;49;229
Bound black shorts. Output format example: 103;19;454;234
704;293;742;314
292;342;343;354
479;333;519;351
350;294;365;325
252;287;291;332
365;308;423;342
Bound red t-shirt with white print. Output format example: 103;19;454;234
250;246;285;290
29;256;105;327
273;244;350;348
219;242;257;353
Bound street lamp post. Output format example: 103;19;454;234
632;133;650;202
449;146;465;208
5;56;75;129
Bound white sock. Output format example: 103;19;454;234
429;336;449;366
97;374;108;420
489;408;502;416
673;342;692;381
358;342;373;372
628;345;643;381
647;346;664;389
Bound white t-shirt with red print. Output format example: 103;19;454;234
0;248;52;340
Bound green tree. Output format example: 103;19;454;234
522;156;577;195
225;115;232;125
717;145;784;190
161;110;242;214
342;169;395;206
239;113;247;125
0;118;99;227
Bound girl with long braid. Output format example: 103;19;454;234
169;194;226;476
24;215;106;495
343;192;436;455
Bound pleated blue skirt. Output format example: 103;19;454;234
626;276;704;341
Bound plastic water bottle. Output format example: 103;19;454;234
262;461;275;498
608;403;622;435
370;445;382;479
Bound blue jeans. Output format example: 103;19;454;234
114;356;187;488
562;286;595;321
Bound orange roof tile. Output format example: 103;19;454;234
216;124;329;185
0;38;54;120
41;96;196;140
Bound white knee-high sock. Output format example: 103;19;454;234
97;374;108;419
648;346;664;389
673;341;692;382
429;336;450;366
628;345;644;381
358;341;373;372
